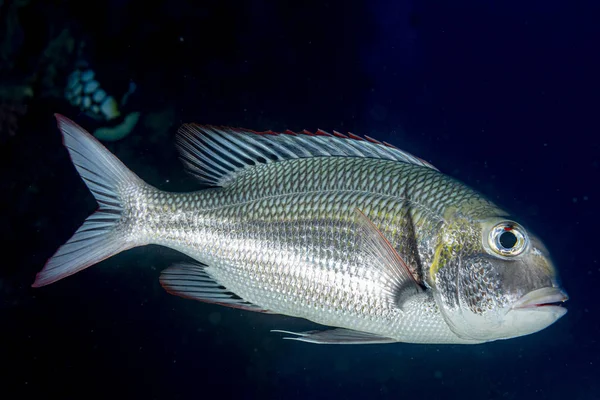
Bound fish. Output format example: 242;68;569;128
64;60;140;141
33;114;568;345
64;60;135;123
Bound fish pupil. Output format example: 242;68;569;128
499;231;518;249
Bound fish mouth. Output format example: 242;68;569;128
512;287;569;310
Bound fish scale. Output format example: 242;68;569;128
124;156;487;343
136;157;485;275
34;115;568;345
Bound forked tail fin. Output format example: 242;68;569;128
32;114;147;287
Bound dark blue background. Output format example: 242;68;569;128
2;1;598;399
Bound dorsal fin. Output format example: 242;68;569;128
176;124;438;187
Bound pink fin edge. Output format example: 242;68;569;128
182;124;400;145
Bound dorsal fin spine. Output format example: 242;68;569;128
364;135;382;144
332;130;348;138
175;124;438;187
193;128;240;170
219;128;275;163
177;130;227;178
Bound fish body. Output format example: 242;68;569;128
33;115;568;345
142;157;485;344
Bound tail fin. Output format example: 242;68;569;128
32;114;146;287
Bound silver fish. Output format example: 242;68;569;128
33;114;568;345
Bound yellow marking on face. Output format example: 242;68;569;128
429;241;445;285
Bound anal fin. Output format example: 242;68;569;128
271;328;397;344
159;263;274;314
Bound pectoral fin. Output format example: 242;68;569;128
271;328;397;344
354;208;423;307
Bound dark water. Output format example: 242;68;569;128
2;1;598;399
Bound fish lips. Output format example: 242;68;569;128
511;287;569;313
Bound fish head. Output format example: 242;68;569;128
431;216;568;342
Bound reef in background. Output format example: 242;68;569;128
0;0;78;141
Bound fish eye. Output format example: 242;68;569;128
488;221;528;257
